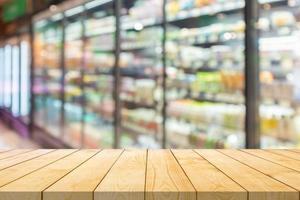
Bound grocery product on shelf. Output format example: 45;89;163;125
259;0;300;148
33;18;63;138
63;15;84;147
27;0;300;148
82;0;116;148
165;0;246;148
167;100;245;148
119;0;164;148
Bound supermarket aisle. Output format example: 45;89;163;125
0;121;39;149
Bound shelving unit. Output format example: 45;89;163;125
1;0;300;148
0;29;31;137
258;0;300;148
165;0;246;148
82;0;116;148
119;0;164;148
33;15;64;138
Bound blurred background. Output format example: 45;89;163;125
0;0;300;149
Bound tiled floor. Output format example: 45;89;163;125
0;121;39;149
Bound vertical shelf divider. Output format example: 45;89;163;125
29;19;35;138
80;7;88;148
114;0;122;148
245;0;260;148
60;13;67;141
162;0;167;149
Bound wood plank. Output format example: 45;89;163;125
0;149;77;187
0;149;54;171
95;149;146;200
266;150;300;161
243;149;300;172
146;150;196;200
0;149;33;160
195;149;298;200
220;149;300;190
290;150;300;153
44;149;123;200
0;150;11;153
0;149;99;200
172;149;247;200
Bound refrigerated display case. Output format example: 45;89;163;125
3;44;12;110
119;0;164;148
259;0;300;148
11;44;20;116
0;46;4;108
165;0;246;148
24;0;299;149
19;35;31;123
82;0;116;148
33;15;64;138
63;7;85;147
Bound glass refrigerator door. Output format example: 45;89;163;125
120;0;163;148
20;36;31;123
166;0;246;148
33;16;63;138
63;9;84;148
259;0;300;148
4;45;12;109
12;45;20;116
82;0;115;148
0;47;4;107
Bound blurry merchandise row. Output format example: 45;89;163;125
1;0;300;148
0;36;31;126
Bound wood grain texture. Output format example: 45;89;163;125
0;149;77;187
146;150;196;200
0;149;54;171
0;150;10;153
290;150;300;153
0;149;299;200
266;150;300;161
44;149;123;200
0;149;33;160
172;149;247;200
195;149;298;200
95;149;146;200
0;149;98;200
220;149;300;190
243;149;300;172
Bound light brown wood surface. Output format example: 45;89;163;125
243;149;300;172
0;149;77;187
172;149;247;200
146;150;196;200
45;149;123;200
195;149;299;200
0;149;299;200
291;149;300;153
0;149;98;200
220;150;300;190
0;149;54;171
266;150;300;161
0;149;32;160
95;149;146;200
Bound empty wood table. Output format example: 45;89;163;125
0;149;299;200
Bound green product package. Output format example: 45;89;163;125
3;0;27;22
196;71;222;94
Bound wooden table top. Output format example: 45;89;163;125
0;149;299;200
